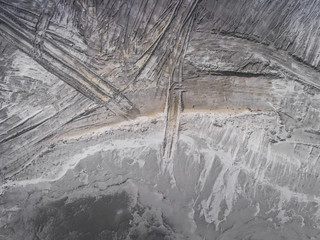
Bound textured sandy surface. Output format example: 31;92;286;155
1;0;320;239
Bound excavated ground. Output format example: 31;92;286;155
1;0;320;239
